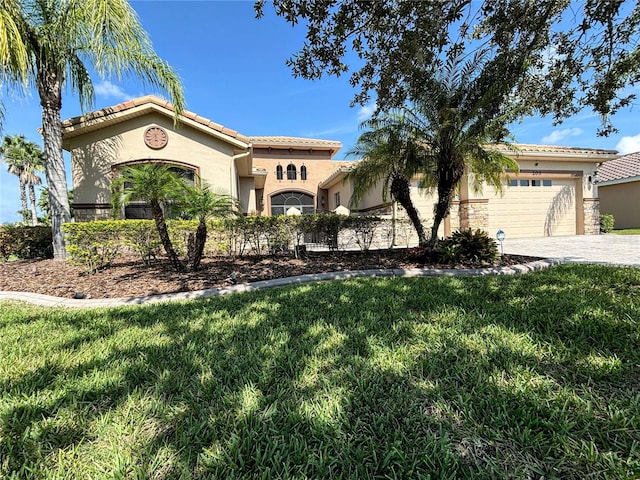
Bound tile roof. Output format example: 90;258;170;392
496;143;618;156
62;97;344;152
62;95;251;144
318;162;358;188
250;136;342;149
596;151;640;183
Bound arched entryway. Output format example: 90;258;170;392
270;191;315;215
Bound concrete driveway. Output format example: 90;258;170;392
502;234;640;267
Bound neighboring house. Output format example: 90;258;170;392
596;152;640;229
62;95;618;239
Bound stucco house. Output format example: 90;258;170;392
62;95;617;239
596;152;640;229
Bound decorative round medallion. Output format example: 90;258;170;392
144;126;168;149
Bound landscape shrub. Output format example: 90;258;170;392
205;219;231;256
0;225;53;260
64;221;127;273
343;215;380;252
60;214;385;270
166;219;199;257
436;228;499;265
120;220;162;265
600;213;615;233
312;214;347;250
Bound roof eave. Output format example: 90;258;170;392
596;175;640;186
62;99;251;150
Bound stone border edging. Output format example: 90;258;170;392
0;258;563;309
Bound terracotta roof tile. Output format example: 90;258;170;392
62;95;251;144
319;162;357;187
596;152;640;183
222;127;239;138
497;143;618;156
250;136;342;148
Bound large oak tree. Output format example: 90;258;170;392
257;0;640;242
256;1;640;128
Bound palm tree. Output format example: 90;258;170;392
0;0;29;130
0;134;44;225
0;135;28;220
345;113;431;246
177;184;239;271
0;0;184;260
23;152;44;226
112;163;186;272
411;53;520;247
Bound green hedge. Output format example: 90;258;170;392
63;221;130;273
0;225;53;260
62;215;383;272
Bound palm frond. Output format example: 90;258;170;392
0;0;29;85
177;184;239;222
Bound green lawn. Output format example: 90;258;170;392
1;265;639;479
611;228;640;235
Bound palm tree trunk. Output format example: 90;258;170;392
28;183;38;226
429;186;453;248
37;68;71;260
391;175;427;246
19;177;28;222
187;220;207;271
151;201;183;272
428;158;464;248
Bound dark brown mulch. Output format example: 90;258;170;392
0;249;541;300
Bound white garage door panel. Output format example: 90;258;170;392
488;180;576;238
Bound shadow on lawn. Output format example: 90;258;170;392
1;264;639;478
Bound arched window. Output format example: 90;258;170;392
270;191;315;215
287;163;297;180
120;162;195;219
276;164;283;180
300;165;307;180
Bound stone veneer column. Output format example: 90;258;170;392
583;198;600;235
458;199;489;232
445;200;461;236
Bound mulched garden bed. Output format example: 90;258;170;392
0;249;541;299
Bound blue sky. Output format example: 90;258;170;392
1;0;639;224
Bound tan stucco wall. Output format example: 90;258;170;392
68;113;240;212
238;177;257;213
599;181;640;228
253;149;344;214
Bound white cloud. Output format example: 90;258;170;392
357;102;377;122
615;133;640;154
94;80;130;101
541;127;583;144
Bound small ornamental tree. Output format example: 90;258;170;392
346;112;429;246
176;184;239;271
112;164;185;271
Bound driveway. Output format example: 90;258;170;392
502;234;640;267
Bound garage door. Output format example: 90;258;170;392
487;178;576;238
